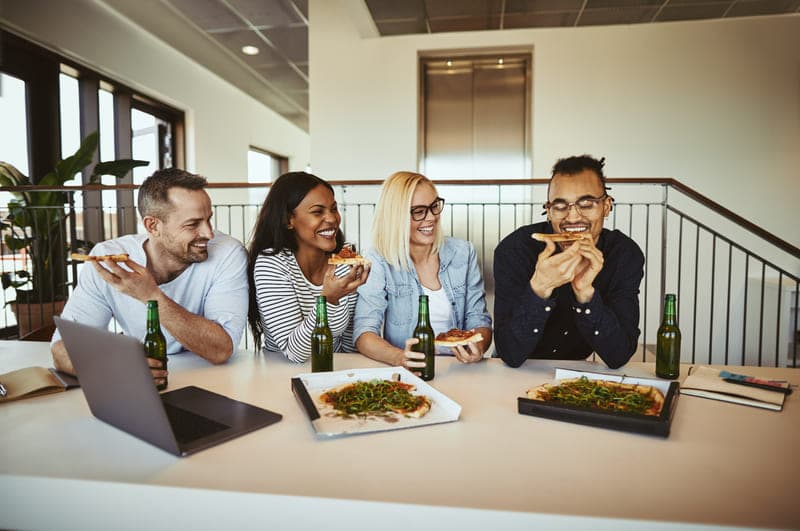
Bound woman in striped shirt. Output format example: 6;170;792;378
247;172;370;362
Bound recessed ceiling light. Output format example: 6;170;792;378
242;45;260;56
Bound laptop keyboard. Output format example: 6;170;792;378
163;402;230;445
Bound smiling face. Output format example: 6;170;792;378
547;169;611;247
409;182;440;249
288;184;341;254
149;187;214;264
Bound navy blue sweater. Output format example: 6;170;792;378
493;222;644;369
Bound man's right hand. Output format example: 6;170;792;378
91;259;160;303
146;357;168;389
529;239;583;299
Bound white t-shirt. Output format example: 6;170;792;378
51;231;249;354
422;285;452;354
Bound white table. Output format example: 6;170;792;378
1;341;798;530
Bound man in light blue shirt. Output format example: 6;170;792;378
51;169;248;385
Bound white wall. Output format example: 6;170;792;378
0;0;310;196
309;0;800;251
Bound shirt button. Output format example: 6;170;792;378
563;330;569;335
544;306;551;312
533;328;539;333
585;308;591;315
594;330;599;335
552;348;557;353
576;308;582;314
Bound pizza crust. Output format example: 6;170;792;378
327;256;370;266
531;232;589;243
71;253;130;262
394;396;431;418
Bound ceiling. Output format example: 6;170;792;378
107;0;799;132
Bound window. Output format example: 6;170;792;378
247;147;287;205
0;73;29;210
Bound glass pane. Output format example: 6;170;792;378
131;108;159;234
59;73;80;172
0;72;29;330
98;88;117;212
131;108;158;186
247;149;280;205
0;72;29;175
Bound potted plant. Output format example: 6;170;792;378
0;131;148;336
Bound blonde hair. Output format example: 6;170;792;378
372;171;444;271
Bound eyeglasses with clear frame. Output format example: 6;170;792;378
410;197;445;221
544;193;609;219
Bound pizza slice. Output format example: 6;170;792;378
328;244;369;266
319;379;431;418
70;252;130;262
531;232;590;243
434;328;484;348
526;376;665;416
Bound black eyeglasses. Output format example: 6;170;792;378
410;197;445;221
544;194;609;219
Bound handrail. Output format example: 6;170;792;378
3;177;797;258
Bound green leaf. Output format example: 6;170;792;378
89;159;149;184
4;235;29;251
52;131;99;187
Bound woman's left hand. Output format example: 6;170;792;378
451;341;484;364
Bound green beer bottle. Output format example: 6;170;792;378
144;300;168;391
411;295;435;381
656;293;681;379
311;295;333;372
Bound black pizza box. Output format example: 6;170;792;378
518;368;680;437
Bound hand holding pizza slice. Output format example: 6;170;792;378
434;328;484;348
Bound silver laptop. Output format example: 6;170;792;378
54;317;282;457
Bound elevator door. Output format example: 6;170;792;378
422;55;530;180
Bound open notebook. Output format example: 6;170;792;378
680;366;789;411
0;366;79;403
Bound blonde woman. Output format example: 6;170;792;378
353;172;492;372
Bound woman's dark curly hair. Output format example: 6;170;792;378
246;172;344;352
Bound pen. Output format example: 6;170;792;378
0;382;6;397
722;378;793;395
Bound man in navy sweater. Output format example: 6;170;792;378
493;155;644;369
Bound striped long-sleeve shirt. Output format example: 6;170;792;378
253;249;357;363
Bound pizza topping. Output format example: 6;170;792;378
436;329;476;341
328;243;368;265
320;379;430;418
529;376;663;416
337;246;357;259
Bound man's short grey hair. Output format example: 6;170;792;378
137;168;208;220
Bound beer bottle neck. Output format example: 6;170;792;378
662;295;677;324
146;302;160;331
417;296;431;326
315;296;328;326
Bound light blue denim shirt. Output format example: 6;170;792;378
353;237;492;350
